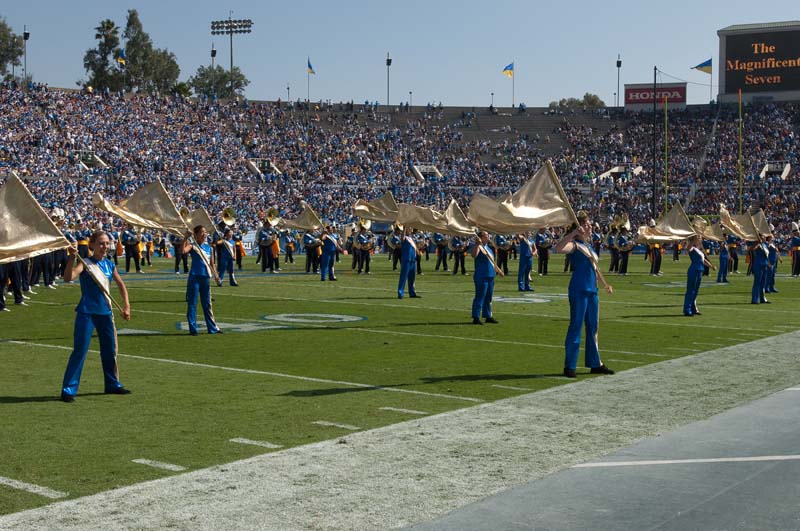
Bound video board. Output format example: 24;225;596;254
724;30;800;94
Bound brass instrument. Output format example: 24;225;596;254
222;207;236;227
264;206;282;227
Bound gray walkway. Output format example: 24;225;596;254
407;387;800;531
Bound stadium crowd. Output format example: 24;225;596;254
1;82;798;238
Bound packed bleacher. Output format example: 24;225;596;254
1;81;798;238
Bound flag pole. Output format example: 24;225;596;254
664;96;669;214
512;59;515;108
738;88;743;215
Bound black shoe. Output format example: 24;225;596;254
590;364;615;375
213;329;224;334
60;393;75;403
410;294;421;298
563;368;577;378
330;277;338;281
190;330;199;336
106;388;131;395
484;317;499;324
472;318;483;325
693;311;702;315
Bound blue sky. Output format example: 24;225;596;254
3;1;798;106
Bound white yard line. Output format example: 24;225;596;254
229;438;283;449
491;384;531;391
574;454;800;468
312;421;360;431
0;476;68;499
692;342;725;347
4;340;483;404
605;359;645;365
131;459;186;472
379;407;429;415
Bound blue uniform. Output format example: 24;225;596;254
186;242;221;334
218;238;238;285
320;234;339;281
517;236;534;291
471;243;496;320
683;246;705;316
564;241;602;371
717;239;729;283
61;257;125;397
766;242;779;293
397;236;418;298
751;242;769;304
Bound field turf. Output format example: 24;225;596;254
1;251;798;515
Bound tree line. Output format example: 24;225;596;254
0;10;248;99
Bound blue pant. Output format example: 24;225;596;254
766;263;777;292
62;312;123;396
397;261;417;298
751;265;768;303
564;291;600;370
717;255;728;282
219;253;236;284
472;277;495;319
187;274;220;334
684;269;702;315
518;256;533;290
320;251;336;280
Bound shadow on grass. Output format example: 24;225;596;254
280;387;377;398
420;373;564;383
0;392;107;403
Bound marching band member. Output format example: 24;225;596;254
727;231;741;273
607;225;620;272
182;225;222;335
284;230;297;264
413;229;424;275
717;230;729;283
790;224;800;277
142;229;153;267
257;220;277;273
60;231;132;402
433;232;449;271
303;229;321;274
234;230;245;270
121;223;143;274
218;228;239;287
390;228;403;271
592;223;602;256
616;227;633;275
470;231;504;324
450;235;467;275
750;234;769;303
170;232;188;274
493;234;510;275
683;234;715;316
517;232;536;291
534;227;552;275
357;224;373;274
320;225;344;281
397;227;420;299
554;211;614;378
76;221;90;259
765;234;781;293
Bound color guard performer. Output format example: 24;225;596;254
517;232;536;291
397;227;419;298
470;231;503;324
320;225;344;281
60;231;131;402
683;234;715;316
182;225;222;335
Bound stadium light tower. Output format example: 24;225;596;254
409;90;412;109
491;92;494;106
211;43;216;69
210;14;253;97
23;25;30;87
616;54;622;108
386;52;392;108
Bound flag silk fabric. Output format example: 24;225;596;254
636;202;697;244
93;179;186;235
307;58;315;75
719;204;758;241
751;209;772;237
0;174;70;264
283;205;323;231
502;62;514;78
353;191;399;222
468;162;576;233
692;58;712;74
184;207;217;237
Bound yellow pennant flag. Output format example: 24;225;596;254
0;174;70;264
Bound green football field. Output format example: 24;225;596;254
1;251;799;515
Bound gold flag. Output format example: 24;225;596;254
636;203;696;244
93;179;186;234
184;207;217;237
468;161;576;233
353;191;399;222
396;203;449;233
283;205;323;231
443;200;477;236
718;204;750;240
0;174;70;264
751;209;772;237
